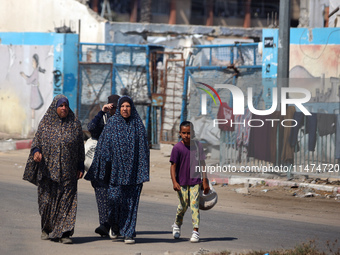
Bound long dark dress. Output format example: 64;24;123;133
87;110;111;228
85;96;149;238
23;94;85;239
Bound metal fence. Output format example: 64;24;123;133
182;43;340;179
150;51;185;145
216;113;340;179
77;42;339;178
78;43;151;138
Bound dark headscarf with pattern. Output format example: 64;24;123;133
23;94;85;185
85;95;149;185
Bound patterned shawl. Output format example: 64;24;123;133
23;94;85;185
85;96;150;186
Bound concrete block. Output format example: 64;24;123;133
160;143;174;157
0;140;16;152
15;140;32;150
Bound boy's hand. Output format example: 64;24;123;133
173;182;181;192
202;178;210;194
170;162;181;192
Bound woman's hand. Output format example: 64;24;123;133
102;103;114;112
77;171;84;180
33;151;42;162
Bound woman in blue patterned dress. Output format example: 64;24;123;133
23;94;85;244
87;94;120;237
85;95;149;244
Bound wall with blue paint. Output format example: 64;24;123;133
262;29;278;109
0;32;79;137
61;34;79;112
262;28;340;114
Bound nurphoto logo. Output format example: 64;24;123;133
198;83;312;128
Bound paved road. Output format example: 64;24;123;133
1;179;339;255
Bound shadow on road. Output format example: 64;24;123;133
72;236;110;244
135;234;238;244
200;237;238;242
133;237;189;243
71;232;238;244
137;230;172;235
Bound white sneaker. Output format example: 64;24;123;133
190;231;199;243
172;224;181;239
124;237;135;244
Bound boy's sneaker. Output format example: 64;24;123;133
190;231;199;243
172;224;181;239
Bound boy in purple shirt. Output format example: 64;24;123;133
170;121;209;243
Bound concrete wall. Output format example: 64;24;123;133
263;27;340;113
0;32;79;138
0;0;264;44
0;0;105;43
290;28;340;115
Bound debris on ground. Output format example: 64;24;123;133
226;183;339;201
234;187;249;194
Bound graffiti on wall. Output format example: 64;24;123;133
0;45;54;137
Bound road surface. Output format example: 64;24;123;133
0;149;339;254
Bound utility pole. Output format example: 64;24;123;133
277;0;291;84
277;0;291;176
277;0;291;87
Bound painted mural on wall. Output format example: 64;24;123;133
290;45;340;104
0;45;54;137
289;29;340;109
288;29;340;162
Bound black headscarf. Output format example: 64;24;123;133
107;95;120;107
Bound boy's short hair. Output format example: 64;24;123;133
179;121;195;138
180;120;192;129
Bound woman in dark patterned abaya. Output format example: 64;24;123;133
85;95;149;244
23;94;85;244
